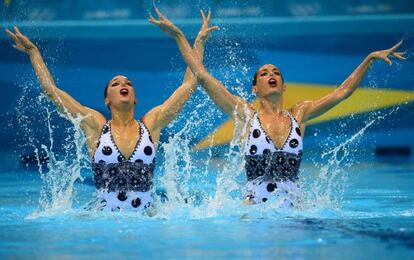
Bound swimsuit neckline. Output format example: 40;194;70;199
108;120;143;161
256;110;293;151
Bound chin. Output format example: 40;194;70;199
263;90;282;98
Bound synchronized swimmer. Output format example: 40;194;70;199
149;8;406;206
5;12;216;212
5;7;406;212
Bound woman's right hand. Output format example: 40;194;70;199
5;26;38;54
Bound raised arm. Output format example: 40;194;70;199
143;11;216;131
297;40;406;122
150;8;251;120
5;26;105;130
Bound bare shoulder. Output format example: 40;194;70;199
141;106;161;132
290;101;312;124
141;110;162;144
80;107;107;134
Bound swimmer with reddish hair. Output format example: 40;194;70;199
5;11;217;212
150;8;406;207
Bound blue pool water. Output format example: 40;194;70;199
1;1;414;258
1;162;414;258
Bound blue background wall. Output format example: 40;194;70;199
0;0;413;164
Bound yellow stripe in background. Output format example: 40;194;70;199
4;0;11;8
194;83;414;150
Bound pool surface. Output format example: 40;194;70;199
1;162;414;258
1;1;414;259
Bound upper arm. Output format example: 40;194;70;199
141;106;162;144
52;88;106;130
299;87;347;122
197;70;251;119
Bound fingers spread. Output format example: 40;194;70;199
392;52;407;60
14;25;22;36
208;26;219;32
390;39;403;51
149;16;160;25
5;29;18;41
200;9;206;21
207;9;212;21
155;8;165;20
385;57;392;65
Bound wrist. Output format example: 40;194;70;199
174;30;185;39
28;46;39;56
367;52;376;60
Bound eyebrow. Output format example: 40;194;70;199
111;78;131;83
259;68;280;73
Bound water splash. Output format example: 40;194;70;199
11;9;410;220
15;90;90;218
304;105;402;210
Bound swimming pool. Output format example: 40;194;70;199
1;1;414;258
1;162;413;258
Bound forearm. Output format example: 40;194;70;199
156;36;206;126
175;32;205;77
180;31;207;88
27;48;90;119
303;54;375;121
175;33;244;117
28;48;61;99
336;54;374;99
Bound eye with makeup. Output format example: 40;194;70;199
260;72;268;77
111;82;119;87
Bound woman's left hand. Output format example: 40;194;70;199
196;10;219;43
370;40;407;65
149;8;183;38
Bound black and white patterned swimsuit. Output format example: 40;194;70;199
91;120;156;211
244;111;303;207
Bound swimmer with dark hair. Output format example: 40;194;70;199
150;8;406;207
5;11;217;212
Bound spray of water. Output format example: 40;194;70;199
13;9;410;220
15;86;90;219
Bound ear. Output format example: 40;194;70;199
134;97;137;105
104;98;110;106
252;85;258;94
282;84;287;92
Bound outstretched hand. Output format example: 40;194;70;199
149;8;183;38
370;40;407;65
5;26;38;54
196;10;219;43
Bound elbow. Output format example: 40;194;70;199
335;87;353;102
342;89;354;100
44;90;55;99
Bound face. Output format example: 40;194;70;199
253;64;285;98
105;75;137;109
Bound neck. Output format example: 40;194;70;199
110;107;135;126
259;93;283;114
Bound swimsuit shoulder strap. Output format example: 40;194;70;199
284;110;300;126
138;120;154;144
99;120;111;135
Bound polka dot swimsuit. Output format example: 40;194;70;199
91;120;155;212
244;111;303;207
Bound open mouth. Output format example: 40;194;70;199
120;88;129;96
268;78;277;88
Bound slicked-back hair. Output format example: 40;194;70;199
104;79;111;99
